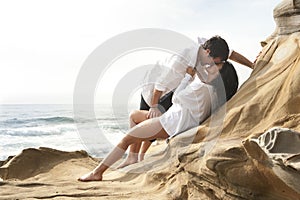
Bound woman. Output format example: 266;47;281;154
78;60;238;182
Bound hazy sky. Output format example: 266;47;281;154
0;0;281;104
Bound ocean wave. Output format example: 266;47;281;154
0;116;75;127
37;116;75;123
96;117;124;121
1;116;129;126
0;125;76;137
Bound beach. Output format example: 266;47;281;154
0;104;177;199
2;29;300;198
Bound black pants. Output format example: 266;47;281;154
140;91;173;142
140;91;174;112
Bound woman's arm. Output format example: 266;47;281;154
173;67;195;97
229;51;254;69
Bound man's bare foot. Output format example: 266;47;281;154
78;171;102;182
117;158;138;169
139;153;145;161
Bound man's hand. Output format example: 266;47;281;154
147;107;162;119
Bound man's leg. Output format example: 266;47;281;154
139;140;152;161
117;110;148;168
158;91;173;112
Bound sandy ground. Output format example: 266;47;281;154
0;145;176;200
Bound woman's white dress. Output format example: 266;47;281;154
159;74;217;137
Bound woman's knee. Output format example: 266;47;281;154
119;135;139;148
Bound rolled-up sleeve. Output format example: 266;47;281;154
154;46;197;92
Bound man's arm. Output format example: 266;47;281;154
146;89;163;119
229;51;254;69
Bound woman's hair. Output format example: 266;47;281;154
202;36;230;62
210;61;239;106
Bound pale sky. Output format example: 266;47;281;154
0;0;282;104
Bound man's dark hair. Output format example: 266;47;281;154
211;61;239;107
203;36;230;61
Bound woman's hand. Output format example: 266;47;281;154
186;67;195;77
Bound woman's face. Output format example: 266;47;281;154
205;64;221;83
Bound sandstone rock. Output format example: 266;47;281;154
151;0;300;198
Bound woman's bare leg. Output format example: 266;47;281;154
78;117;169;181
117;110;149;169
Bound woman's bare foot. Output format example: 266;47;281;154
117;157;138;169
78;171;102;182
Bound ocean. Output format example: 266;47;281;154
0;104;135;161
